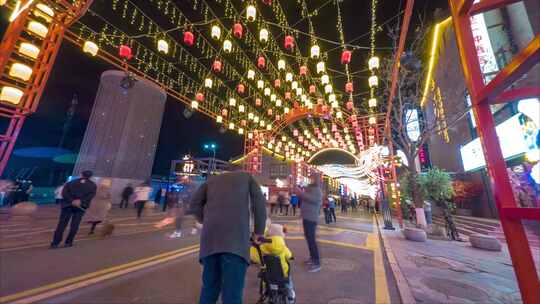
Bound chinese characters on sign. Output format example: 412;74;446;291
470;13;499;82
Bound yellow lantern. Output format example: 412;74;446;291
316;61;325;74
246;5;256;22
310;45;320;59
157;39;169;54
368;56;380;70
321;74;329;85
285;72;293;82
257;80;264;89
9;63;32;81
324;84;333;94
247;69;255;80
27;21;48;38
229;98;237;106
229;122;235;130
368;75;378;88
18;42;39;59
368;98;377;107
34;3;54;22
259;28;269;43
191;100;199;109
223;39;232;53
0;86;23;104
205;78;213;88
278;59;286;70
211;25;221;40
82;41;98;56
216;115;223;123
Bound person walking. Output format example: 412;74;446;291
297;178;323;272
269;194;278;215
50;170;97;248
154;187;163;208
169;177;196;238
277;192;286;215
190;170;267;304
134;182;152;219
54;183;64;205
119;184;133;208
328;196;337;223
290;193;299;216
86;179;112;234
282;192;290;216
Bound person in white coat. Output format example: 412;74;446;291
134;181;152;219
86;179;112;234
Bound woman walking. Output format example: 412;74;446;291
86;179;112;234
134;181;152;219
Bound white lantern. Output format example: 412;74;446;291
264;87;271;96
368;75;378;88
284;107;290;114
368;98;377;107
9;63;32;81
324;84;333;94
296;88;302;96
238;128;244;135
321;74;329;85
157;39;169;54
260;120;266;127
307;102;314;109
216;115;223;123
369;116;377;125
301;94;307;102
28;21;48;38
336;111;343;119
34;3;54;22
270;94;276;102
259;29;269;43
81;41;98;56
211;25;221;40
205;78;213;88
310;45;320;59
223;39;232;53
18;43;39;59
254;116;260;123
248;132;254;139
246;5;256;22
285;72;293;82
247;69;255;80
0;86;23;104
257;80;264;89
329;94;336;103
368;56;380;70
229;98;237;106
191;100;199;109
239;104;245;112
331;101;339;108
278;59;286;70
316;61;325;74
266;124;272;131
229;122;235;130
291;81;298;90
248;112;254;120
276;99;282;107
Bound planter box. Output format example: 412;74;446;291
403;227;427;242
469;234;502;251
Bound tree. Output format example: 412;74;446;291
380;17;470;227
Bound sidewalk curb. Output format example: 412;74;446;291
374;215;416;304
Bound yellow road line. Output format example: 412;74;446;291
0;245;199;304
369;216;391;304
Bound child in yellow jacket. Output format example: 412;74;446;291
250;223;295;301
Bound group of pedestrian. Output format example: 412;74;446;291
268;191;300;216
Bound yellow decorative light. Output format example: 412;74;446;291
229;98;237;106
223;39;232;53
321;74;329;85
27;21;48;38
266;124;272;131
368;75;378;88
0;86;23;104
239;104;245;113
247;69;255;80
316;61;325;74
257;80;264;89
205;78;213;88
82;41;98;56
9;63;32;81
270;94;276;102
229;122;235;130
324;84;333;94
285;72;293;82
157;39;169;54
259;29;269;43
264;87;271;96
34;3;54;22
369;116;377;125
246;4;256;22
368;98;377;107
310;45;320;59
238;127;244;135
278;59;286;70
191;100;199;109
211;25;221;40
216;115;223;123
18;42;39;59
275;99;282;107
368;56;380;70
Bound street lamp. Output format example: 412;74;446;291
203;143;217;174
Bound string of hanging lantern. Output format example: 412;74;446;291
367;0;380;130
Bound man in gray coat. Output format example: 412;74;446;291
191;171;267;304
298;179;323;272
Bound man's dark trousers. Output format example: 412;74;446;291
199;253;248;304
51;206;85;246
303;219;320;264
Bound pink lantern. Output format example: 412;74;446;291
332;124;337;132
275;114;281;120
350;114;357;122
345;82;353;93
213;60;222;72
284;35;295;50
263;0;272;5
293;101;300;108
196;92;204;102
309;85;316;94
317;98;324;105
183;31;194;46
285;92;291;100
119;45;132;60
241;119;247;126
267;108;273;116
341;50;352;65
221;108;228;117
346;99;354;110
237;83;245;94
322;105;328;113
293;129;299;136
255;98;262;106
233;23;243;39
274;79;281;88
299;65;307;76
257;56;266;69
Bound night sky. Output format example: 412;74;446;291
0;0;448;184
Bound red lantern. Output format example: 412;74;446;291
322;105;328;113
350;114;357;122
213;60;222;72
183;31;194;46
285;92;291;100
284;35;294;50
275;114;281;120
119;45;132;60
309;85;316;94
237;83;245;94
262;0;272;5
221;108;228;117
267;108;273;116
345;82;354;93
241;119;247;127
196;92;205;102
257;56;266;69
346;100;354;110
233;23;243;39
255;98;262;106
299;65;307;76
341;50;352;65
293;101;300;108
274;79;281;88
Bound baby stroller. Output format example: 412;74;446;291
252;238;295;304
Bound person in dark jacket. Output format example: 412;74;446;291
119;184;133;208
297;179;323;272
50;171;97;248
191;171;267;304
